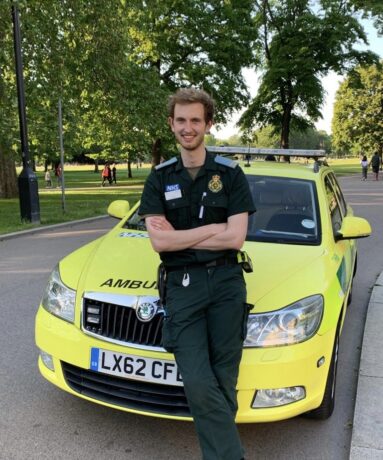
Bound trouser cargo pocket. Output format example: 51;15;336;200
162;313;175;353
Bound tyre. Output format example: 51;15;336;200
303;329;339;420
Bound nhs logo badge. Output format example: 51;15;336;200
165;184;182;200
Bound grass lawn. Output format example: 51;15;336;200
0;165;150;235
238;158;362;176
326;158;361;176
0;159;362;236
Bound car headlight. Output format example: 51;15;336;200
244;295;323;347
41;265;76;322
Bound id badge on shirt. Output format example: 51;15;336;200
165;184;182;200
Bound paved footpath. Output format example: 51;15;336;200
350;271;383;459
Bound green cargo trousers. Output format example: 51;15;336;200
163;263;248;460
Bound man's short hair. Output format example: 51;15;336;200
168;88;215;123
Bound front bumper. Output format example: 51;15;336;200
35;306;335;423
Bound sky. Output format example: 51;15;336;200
212;18;383;140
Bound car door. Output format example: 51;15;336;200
329;172;357;277
323;173;354;298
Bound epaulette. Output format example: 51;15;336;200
214;155;237;169
155;157;178;170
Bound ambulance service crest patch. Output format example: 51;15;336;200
208;175;223;193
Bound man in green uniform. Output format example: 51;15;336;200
139;88;255;460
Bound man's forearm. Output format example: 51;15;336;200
191;235;236;251
191;229;243;251
146;218;226;252
191;213;248;251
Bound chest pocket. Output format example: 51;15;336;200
203;193;228;224
164;196;191;230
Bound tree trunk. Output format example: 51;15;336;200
280;105;291;149
0;146;18;198
152;138;162;167
127;160;132;178
94;158;99;173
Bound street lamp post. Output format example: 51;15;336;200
11;4;40;223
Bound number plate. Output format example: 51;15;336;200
90;348;183;387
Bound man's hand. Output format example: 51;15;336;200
149;216;175;231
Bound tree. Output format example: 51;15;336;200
226;134;246;147
124;0;258;162
249;124;331;151
0;1;20;198
1;1;259;197
0;0;169;196
205;134;217;146
350;1;383;34
251;125;280;148
332;63;383;158
239;0;378;149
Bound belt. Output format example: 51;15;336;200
165;255;238;272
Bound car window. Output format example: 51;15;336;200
246;175;320;245
324;175;343;234
328;173;347;216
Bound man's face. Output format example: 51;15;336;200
169;102;212;152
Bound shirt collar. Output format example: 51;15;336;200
175;150;217;172
204;150;218;170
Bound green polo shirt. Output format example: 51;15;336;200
138;151;256;267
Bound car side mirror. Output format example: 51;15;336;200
107;200;130;219
336;215;371;241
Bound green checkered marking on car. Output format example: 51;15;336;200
336;258;347;294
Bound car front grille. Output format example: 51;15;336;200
61;362;191;417
82;297;164;349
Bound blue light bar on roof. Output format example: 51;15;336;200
207;146;326;157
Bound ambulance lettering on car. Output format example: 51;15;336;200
35;148;371;423
100;279;157;289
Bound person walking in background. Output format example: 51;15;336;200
55;163;62;188
111;163;117;184
370;152;381;181
361;155;368;181
45;169;52;188
101;162;112;186
139;88;255;460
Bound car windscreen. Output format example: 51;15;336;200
246;175;320;245
125;176;320;244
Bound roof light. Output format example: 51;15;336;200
207;146;326;158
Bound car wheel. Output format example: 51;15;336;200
303;329;339;420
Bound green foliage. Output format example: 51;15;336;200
332;63;383;156
350;0;383;34
0;1;19;154
2;0;380;200
225;134;246;147
1;0;258;183
249;125;331;151
251;125;280;148
19;0;169;164
205;134;217;146
239;0;378;148
124;0;258;124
